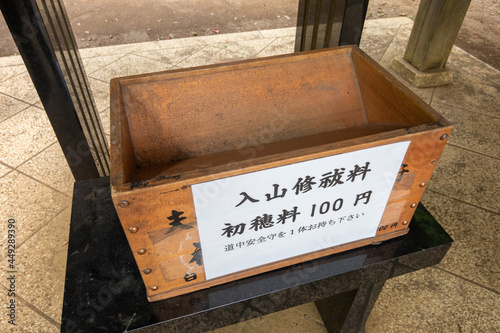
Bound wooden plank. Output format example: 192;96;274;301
111;127;451;301
109;79;136;185
121;50;366;169
352;48;446;125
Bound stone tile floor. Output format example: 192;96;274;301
0;17;498;332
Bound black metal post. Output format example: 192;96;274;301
0;0;107;181
295;0;370;51
339;0;370;46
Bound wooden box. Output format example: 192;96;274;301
110;46;451;302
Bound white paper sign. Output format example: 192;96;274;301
192;141;410;280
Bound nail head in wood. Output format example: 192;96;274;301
129;227;138;233
118;200;129;208
137;248;146;255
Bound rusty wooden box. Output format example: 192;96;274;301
110;46;451;302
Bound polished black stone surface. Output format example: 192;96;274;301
61;177;452;333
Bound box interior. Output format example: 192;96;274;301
112;47;438;186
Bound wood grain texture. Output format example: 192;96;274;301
110;46;452;301
122;50;366;168
403;0;472;71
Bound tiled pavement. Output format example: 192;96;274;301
0;17;499;332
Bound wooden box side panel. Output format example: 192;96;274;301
376;126;452;235
112;125;451;302
113;183;409;302
110;79;137;185
351;48;439;126
119;50;368;168
112;185;206;298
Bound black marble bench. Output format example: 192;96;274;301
61;177;452;333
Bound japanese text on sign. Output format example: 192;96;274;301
192;142;410;279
